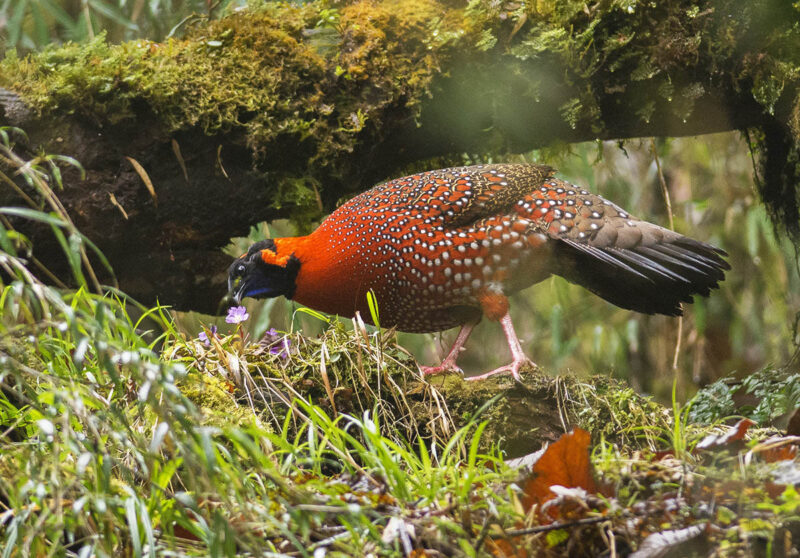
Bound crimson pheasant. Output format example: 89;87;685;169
228;164;729;380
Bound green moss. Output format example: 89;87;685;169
0;0;467;152
4;0;799;151
3;0;800;233
180;372;258;428
0;0;473;222
168;323;669;457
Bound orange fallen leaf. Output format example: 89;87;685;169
487;538;528;558
696;418;754;451
762;446;798;462
490;429;601;557
520;428;597;515
748;436;800;463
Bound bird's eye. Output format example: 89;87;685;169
237;264;245;273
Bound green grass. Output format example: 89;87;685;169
0;132;518;554
0;289;517;555
4;127;800;556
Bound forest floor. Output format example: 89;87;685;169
3;125;800;557
2;295;800;557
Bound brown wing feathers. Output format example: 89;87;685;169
554;223;729;316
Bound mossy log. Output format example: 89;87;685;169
170;324;669;456
1;0;799;312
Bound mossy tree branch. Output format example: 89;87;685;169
1;0;798;312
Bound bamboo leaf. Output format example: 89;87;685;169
125;156;158;207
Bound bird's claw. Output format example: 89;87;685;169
420;361;464;377
466;358;536;382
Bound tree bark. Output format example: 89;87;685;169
1;0;798;313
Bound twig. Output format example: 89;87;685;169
650;138;682;372
473;517;495;554
490;516;608;537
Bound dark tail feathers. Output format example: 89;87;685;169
554;235;730;316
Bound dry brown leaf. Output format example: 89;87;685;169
108;192;129;219
762;445;799;463
696;418;754;451
520;428;597;514
746;435;800;464
171;139;189;183
125;156;158;207
630;525;704;558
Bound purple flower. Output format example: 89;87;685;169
226;306;250;324
269;340;291;359
198;325;218;346
261;328;291;358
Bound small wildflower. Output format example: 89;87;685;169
261;328;291;359
269;340;291;359
226;306;250;324
198;325;217;347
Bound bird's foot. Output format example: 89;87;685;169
419;360;464;376
466;357;536;382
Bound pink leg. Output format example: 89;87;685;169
420;322;476;376
467;311;535;382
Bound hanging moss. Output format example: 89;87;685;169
0;0;463;158
1;0;799;234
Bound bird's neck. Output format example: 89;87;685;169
273;233;368;319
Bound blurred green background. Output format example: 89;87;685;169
3;0;798;403
0;0;242;56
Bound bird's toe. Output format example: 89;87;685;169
420;362;464;377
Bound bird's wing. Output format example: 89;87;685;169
365;163;554;227
515;177;730;316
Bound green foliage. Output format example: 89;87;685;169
4;125;800;557
690;368;800;425
4;0;800;236
0;128;523;555
0;0;240;56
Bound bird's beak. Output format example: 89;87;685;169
228;276;246;305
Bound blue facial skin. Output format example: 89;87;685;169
227;248;301;306
243;286;273;298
